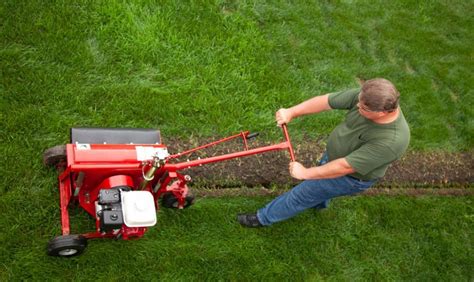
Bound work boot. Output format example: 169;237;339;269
237;213;263;228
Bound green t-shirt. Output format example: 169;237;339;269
327;88;410;180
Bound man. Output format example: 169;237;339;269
238;78;410;227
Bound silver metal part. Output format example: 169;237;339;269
74;172;85;197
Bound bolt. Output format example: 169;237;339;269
110;214;118;221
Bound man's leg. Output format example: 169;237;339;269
313;153;330;210
313;199;330;210
254;176;374;226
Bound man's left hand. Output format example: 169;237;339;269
289;162;308;180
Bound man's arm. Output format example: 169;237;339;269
276;94;332;125
289;158;355;180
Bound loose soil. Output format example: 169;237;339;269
165;137;473;189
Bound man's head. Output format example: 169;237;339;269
358;78;399;113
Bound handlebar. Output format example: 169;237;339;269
281;124;295;162
166;124;296;169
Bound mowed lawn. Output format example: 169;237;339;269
1;1;472;151
0;191;472;280
0;1;473;281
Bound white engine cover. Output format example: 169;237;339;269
121;191;157;227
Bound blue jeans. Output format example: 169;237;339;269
257;153;376;226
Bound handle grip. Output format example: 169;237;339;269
245;132;260;140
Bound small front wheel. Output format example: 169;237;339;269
43;145;67;171
47;235;87;257
161;192;195;209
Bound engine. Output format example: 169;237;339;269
96;186;157;233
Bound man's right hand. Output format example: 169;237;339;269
275;108;293;126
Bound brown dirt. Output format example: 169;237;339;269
164;137;473;189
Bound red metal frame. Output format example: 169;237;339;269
56;124;295;240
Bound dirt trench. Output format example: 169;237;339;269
164;137;473;189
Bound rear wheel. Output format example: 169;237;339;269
161;191;195;209
47;235;87;257
43;145;67;171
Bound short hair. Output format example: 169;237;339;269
360;78;400;112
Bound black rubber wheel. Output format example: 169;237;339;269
161;191;195;209
47;235;87;257
43;145;67;170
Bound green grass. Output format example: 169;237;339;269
0;190;472;280
1;1;473;151
1;0;473;196
1;1;473;280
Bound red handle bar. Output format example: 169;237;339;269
281;124;295;162
167;124;296;170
